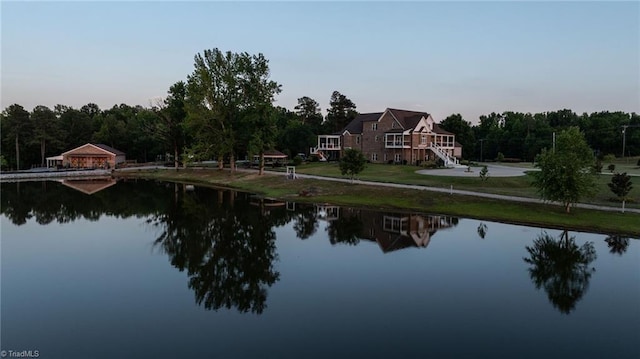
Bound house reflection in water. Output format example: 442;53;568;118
59;178;117;195
317;205;458;253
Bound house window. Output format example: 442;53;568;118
371;153;378;161
394;154;401;163
372;123;377;131
421;134;427;145
356;136;360;144
375;135;379;142
391;122;396;129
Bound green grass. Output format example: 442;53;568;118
293;162;640;208
114;168;640;236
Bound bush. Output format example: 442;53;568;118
496;152;505;162
292;155;303;166
309;155;319;162
603;154;616;163
593;159;603;173
421;160;438;169
608;164;616;173
637;158;640;166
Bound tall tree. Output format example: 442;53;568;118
532;127;597;213
57;106;94;150
31;105;60;167
240;53;282;175
325;91;357;133
440;114;474;159
295;96;323;131
152;81;188;169
1;104;32;170
186;49;245;170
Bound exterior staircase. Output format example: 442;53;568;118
429;143;465;168
309;147;327;161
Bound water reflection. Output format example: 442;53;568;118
321;206;458;252
524;230;597;314
605;235;630;255
1;180;634;317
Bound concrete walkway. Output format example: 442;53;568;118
417;164;537;177
281;171;639;214
111;166;638;215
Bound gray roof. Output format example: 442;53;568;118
343;112;384;134
93;143;125;155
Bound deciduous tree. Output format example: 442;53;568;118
532;127;597;213
1;104;32;170
339;148;366;183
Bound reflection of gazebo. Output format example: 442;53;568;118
60;178;117;195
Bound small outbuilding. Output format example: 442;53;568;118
60;143;126;169
253;150;288;165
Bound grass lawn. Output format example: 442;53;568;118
291;162;640;209
114;168;640;236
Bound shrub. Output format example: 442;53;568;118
637;158;640;167
603;154;616;163
496;152;505;162
309;155;319;162
479;166;489;181
292;155;303;166
608;164;616;173
593;159;603;173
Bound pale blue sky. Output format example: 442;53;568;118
2;1;638;122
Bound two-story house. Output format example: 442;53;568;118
312;108;463;167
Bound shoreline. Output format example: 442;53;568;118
111;168;640;236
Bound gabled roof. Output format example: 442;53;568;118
62;143;125;156
94;144;125;155
386;109;431;130
432;124;453;135
342;112;384;134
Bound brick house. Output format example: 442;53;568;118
59;143;126;169
313;108;463;166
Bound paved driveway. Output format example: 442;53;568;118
416;164;537;177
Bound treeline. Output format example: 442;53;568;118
442;110;640;162
1;48;638;170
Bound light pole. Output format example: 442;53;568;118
479;139;485;162
622;125;627;159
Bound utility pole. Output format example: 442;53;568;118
621;124;640;159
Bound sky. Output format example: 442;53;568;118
1;1;639;123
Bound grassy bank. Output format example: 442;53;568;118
114;168;640;236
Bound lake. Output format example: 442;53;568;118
1;179;639;359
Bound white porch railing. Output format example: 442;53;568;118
430;143;462;168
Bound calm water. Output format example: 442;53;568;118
1;179;639;359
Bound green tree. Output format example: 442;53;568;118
1;104;32;170
57;106;93;149
31;105;61;167
295;96;323;132
479;165;489;181
608;172;633;211
152;81;188;169
240;53;282;175
324;91;357;133
339;148;366;183
532;127;597;213
440;114;474;158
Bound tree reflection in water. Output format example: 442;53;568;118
605;235;630;255
150;187;283;314
524;230;597;314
